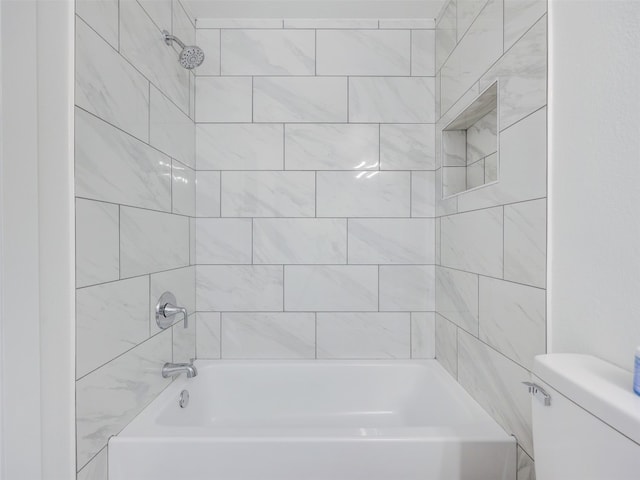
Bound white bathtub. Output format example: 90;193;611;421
109;360;515;480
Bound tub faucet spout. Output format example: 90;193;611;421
162;362;197;378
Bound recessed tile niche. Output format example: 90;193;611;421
442;82;498;197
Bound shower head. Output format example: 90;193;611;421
162;30;205;70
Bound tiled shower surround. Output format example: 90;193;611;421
193;19;438;361
434;1;547;479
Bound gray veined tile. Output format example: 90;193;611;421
150;86;195;169
76;276;150;379
380;124;435;171
221;171;315;217
457;329;533;455
457;0;490;40
411;171;437;218
379;19;436;29
379;265;435;311
77;446;107;480
504;199;546;288
504;0;547;51
440;206;503;277
196;312;221;359
436;0;457;72
120;0;190;114
196;77;253;122
253;218;347;265
435;313;458;378
436;266;479;335
284;265;378;312
196;265;283;311
442;130;466;166
479;277;545;370
348;219;435;264
196;218;252;264
466;159;485;189
466;107;497;164
195;171;221;217
171;160;196;216
136;0;171;31
75;17;149;141
284;18;379;29
221;313;316;359
194;29;221;76
485;152;498;182
76;330;172;468
285;124;379;171
173;316;196;363
411;312;436;359
221;29;315;75
411;29;436;77
253;77;348;123
149;266;196;334
75;108;172;212
316;171;410;218
349;77;435;123
120;207;190;278
76;199;119;288
189;218;196;265
196;124;283;170
517;446;536;480
76;0;118;49
317;312;411;359
316;30;410;76
196;18;283;29
172;0;195;48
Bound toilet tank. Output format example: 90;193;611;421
531;354;640;480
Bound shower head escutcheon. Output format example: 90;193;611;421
162;30;205;70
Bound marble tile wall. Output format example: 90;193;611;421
434;1;547;478
194;19;437;365
74;1;196;478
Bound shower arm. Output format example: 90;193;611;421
162;30;186;49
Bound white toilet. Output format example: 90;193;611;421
531;354;640;480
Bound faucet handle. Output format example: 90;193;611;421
155;291;189;329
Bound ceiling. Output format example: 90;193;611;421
182;0;447;20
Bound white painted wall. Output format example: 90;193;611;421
548;0;640;371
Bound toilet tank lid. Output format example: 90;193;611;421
533;354;640;446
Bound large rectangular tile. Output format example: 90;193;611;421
195;171;221;217
254;77;348;122
77;446;107;480
457;330;533;455
196;312;221;359
457;0;489;40
194;29;221;75
196;265;283;311
285;124;379;170
411;312;436;359
380;124;435;170
76;330;172;467
76;0;118;48
221;171;315;217
120;207;190;278
76;199;119;288
480;16;546;130
440;207;503;277
76;276;149;379
253;218;347;264
284;266;378;311
196;124;283;170
411;171;436;217
436;266;479;335
221;313;315;359
466;107;497;164
349;77;435;123
119;0;190;113
411;29;436;76
75;108;171;212
379;265;435;311
149;266;196;333
221;29;315;75
517;447;536;480
317;312;410;359
171;160;195;216
504;199;546;288
137;0;171;31
435;313;458;377
479;277;545;370
172;316;196;363
348;219;434;264
284;18;379;29
150;86;195;169
196;218;252;264
196;77;253;122
504;0;546;50
317;171;410;217
75;17;149;141
380;19;436;29
172;1;195;49
316;30;410;75
441;0;503;113
197;18;283;29
436;0;457;72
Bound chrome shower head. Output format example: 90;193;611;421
162;30;205;70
